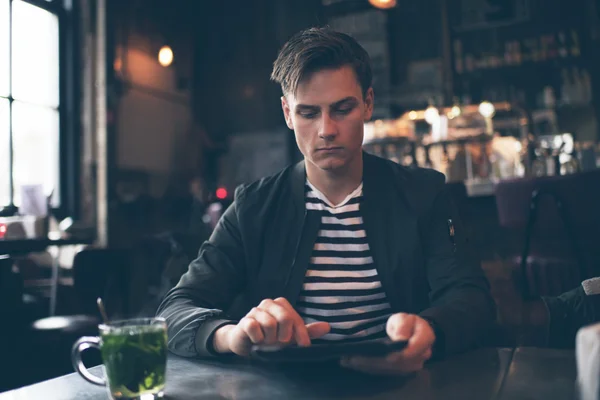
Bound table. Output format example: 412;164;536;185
0;347;577;399
498;347;578;400
0;238;94;256
0;237;93;315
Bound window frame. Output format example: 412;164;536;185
2;0;79;218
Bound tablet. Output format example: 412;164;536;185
250;338;408;363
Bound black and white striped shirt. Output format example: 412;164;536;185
297;181;392;343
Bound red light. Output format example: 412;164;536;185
216;188;228;200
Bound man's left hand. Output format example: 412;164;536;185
340;313;435;375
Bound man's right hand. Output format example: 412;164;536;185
211;297;330;356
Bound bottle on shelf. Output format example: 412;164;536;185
514;40;523;64
531;37;540;62
557;31;569;58
504;41;513;65
465;54;475;72
547;34;558;59
522;39;532;62
454;39;463;74
560;68;572;105
539;35;548;61
572;67;584;104
571;30;581;57
582;69;592;103
543;86;556;109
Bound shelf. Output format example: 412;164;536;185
456;57;587;80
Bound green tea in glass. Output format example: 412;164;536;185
72;317;168;400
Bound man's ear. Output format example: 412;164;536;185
281;96;294;130
363;87;374;122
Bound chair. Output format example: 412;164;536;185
495;169;600;299
0;255;25;391
23;247;130;383
123;232;199;318
70;247;130;316
0;255;23;317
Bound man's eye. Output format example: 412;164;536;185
299;111;318;119
336;108;353;115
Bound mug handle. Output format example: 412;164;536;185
71;336;106;386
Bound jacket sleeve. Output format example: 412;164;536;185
156;187;247;358
543;283;600;348
418;184;496;357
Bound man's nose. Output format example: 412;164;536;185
318;113;338;141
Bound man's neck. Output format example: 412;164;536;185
305;154;363;206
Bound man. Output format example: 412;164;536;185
157;27;495;375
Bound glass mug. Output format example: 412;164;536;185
71;317;168;400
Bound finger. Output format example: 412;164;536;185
273;298;310;344
273;297;294;310
238;317;264;344
228;325;254;356
271;298;300;343
267;298;311;346
401;318;436;360
306;321;330;339
292;324;312;347
386;313;416;342
248;307;278;345
259;299;297;344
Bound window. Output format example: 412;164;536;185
1;0;61;209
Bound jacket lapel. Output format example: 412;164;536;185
283;160;320;306
291;160;306;214
361;153;415;310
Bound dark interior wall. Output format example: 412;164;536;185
388;0;443;73
192;0;324;142
107;0;196;195
386;0;446;112
193;1;275;138
104;0;200;246
108;0;447;154
191;0;324;171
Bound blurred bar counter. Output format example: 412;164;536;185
362;101;600;198
363;102;600;262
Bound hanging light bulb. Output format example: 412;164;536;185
479;101;496;135
448;105;461;119
448;97;462;119
424;104;442;142
368;0;397;10
424;105;440;125
158;45;173;67
478;101;496;118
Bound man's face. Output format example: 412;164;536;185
281;66;374;172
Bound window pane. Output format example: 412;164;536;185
12;101;59;207
12;0;59;107
0;0;9;97
0;99;9;206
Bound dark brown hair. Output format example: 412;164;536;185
270;27;372;98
